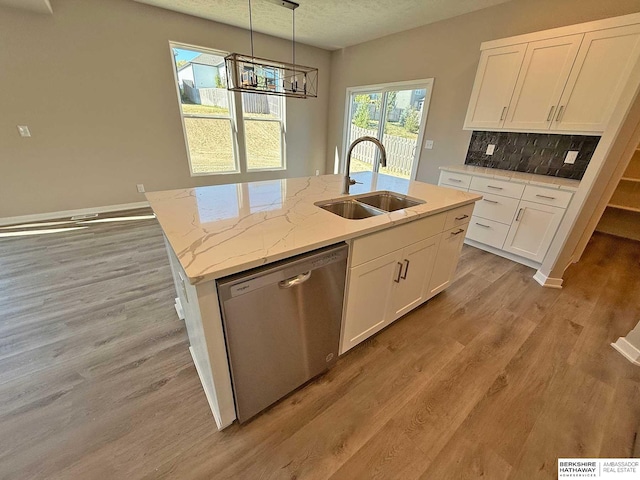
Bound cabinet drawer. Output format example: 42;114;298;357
466;216;510;249
470;190;519;224
522;185;573;209
469;176;525;199
439;171;472;189
351;213;446;267
443;203;475;231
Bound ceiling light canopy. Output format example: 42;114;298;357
225;0;318;99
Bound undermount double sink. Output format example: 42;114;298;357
316;191;425;219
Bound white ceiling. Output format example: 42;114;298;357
0;0;52;14
134;0;513;50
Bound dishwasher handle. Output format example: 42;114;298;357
278;271;312;289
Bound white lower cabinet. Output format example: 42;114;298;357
439;170;573;266
428;225;468;297
340;206;474;354
503;200;565;262
388;236;440;321
341;250;402;352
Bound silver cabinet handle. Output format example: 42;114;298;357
536;194;556;200
483;198;499;204
401;259;410;280
555;105;565;122
475;223;491;228
500;106;507;121
455;214;469;220
448;178;462;183
515;208;524;222
451;228;465;235
487;185;503;190
394;262;403;283
279;271;312;288
547;106;556;122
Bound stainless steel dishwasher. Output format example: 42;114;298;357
217;243;348;423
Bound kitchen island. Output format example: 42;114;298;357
147;172;481;429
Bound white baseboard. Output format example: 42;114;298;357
611;337;640;366
0;201;150;227
464;239;541;269
533;270;564;289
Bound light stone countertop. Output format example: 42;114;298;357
440;164;581;191
146;172;481;284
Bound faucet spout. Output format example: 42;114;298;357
343;136;388;194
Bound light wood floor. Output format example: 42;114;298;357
1;213;639;479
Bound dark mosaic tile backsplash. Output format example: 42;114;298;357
464;131;600;180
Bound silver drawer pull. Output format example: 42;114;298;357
515;208;523;222
448;178;462;183
450;228;465;235
487;185;503;190
536;194;556;200
556;105;565;122
475;223;491;228
401;259;410;280
394;262;403;283
547;106;556;122
500;106;507;121
454;214;469;220
483;199;499;204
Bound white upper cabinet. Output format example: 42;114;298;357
553;24;640;132
464;44;526;129
464;14;640;134
504;35;583;130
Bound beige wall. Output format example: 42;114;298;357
326;0;640;184
0;0;331;218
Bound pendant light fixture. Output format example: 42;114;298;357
225;0;318;99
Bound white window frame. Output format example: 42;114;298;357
341;78;434;180
169;41;286;176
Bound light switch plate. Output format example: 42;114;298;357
136;184;145;193
486;144;496;155
17;125;31;137
564;151;579;164
424;140;434;150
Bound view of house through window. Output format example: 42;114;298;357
345;82;432;179
171;43;285;175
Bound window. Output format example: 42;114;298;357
170;43;286;175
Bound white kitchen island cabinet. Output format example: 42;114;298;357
464;13;640;134
340;204;474;353
147;172;481;430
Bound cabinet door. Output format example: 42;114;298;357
503;200;565;263
464;44;527;129
553;24;640;132
504;35;583;131
388;236;439;321
340;250;402;353
427;225;468;298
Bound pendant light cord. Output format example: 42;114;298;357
249;0;255;59
292;8;296;67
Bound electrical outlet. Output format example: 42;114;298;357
136;184;145;193
564;151;579;164
424;140;434;150
315;169;320;176
17;125;31;137
486;144;496;155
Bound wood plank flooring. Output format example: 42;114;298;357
1;212;639;479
